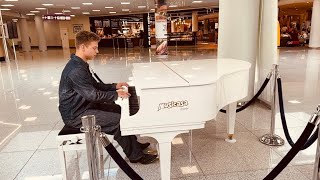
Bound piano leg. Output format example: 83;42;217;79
226;102;237;143
143;130;188;180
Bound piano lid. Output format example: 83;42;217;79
132;62;189;89
162;59;251;86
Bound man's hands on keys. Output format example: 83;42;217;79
116;82;129;90
117;90;131;99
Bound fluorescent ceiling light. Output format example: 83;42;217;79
5;0;18;1
121;2;130;5
169;5;178;7
105;7;113;9
122;9;130;11
1;4;14;7
54;12;63;15
70;15;75;17
30;11;40;13
62;10;71;13
0;8;10;10
109;12;116;14
150;9;155;11
82;12;90;14
138;6;146;8
26;13;35;15
35;8;46;10
92;9;100;11
192;1;203;3
42;4;54;6
71;7;80;9
12;18;18;21
82;3;92;5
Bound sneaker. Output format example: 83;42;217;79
129;154;158;164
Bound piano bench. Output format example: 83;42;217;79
56;125;115;180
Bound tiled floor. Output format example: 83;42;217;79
0;45;318;180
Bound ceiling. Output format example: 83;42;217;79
279;1;313;15
0;0;218;18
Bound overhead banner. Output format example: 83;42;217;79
155;0;168;56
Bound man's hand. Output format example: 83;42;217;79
116;82;129;90
117;90;131;99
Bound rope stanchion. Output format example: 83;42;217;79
98;132;143;180
260;64;284;146
81;115;144;180
264;105;320;180
277;77;319;150
220;72;271;113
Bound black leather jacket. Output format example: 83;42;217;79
58;54;118;121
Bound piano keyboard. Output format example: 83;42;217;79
128;86;140;116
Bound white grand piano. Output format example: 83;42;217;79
117;58;251;179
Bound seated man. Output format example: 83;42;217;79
58;30;157;164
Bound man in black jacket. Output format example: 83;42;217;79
58;31;157;164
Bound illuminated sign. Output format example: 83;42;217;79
42;15;71;21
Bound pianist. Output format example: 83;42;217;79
58;31;157;164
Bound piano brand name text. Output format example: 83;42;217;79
158;100;188;111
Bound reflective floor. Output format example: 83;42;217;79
0;45;318;180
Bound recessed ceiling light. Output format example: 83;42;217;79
109;12;116;14
82;3;92;5
122;9;130;11
54;12;63;15
62;10;71;13
121;2;130;5
30;11;40;13
0;8;10;10
26;13;35;15
169;5;178;7
92;9;100;11
105;7;113;9
42;4;54;6
82;12;90;14
35;8;46;10
138;6;146;8
70;15;75;17
1;4;14;7
192;1;203;3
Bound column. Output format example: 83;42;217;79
218;0;261;100
309;0;320;48
18;18;31;52
155;0;168;55
257;0;278;104
192;11;198;32
0;41;5;61
34;15;47;51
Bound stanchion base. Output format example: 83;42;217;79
259;134;284;146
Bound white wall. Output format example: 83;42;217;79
19;16;90;47
44;21;62;46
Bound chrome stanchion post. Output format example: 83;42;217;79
312;105;320;180
259;64;285;146
81;115;99;180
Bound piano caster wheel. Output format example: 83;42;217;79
225;134;236;143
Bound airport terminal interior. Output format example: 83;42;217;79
0;0;320;180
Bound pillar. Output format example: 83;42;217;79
192;11;198;32
18;18;31;52
34;15;47;51
309;0;320;48
218;0;261;100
